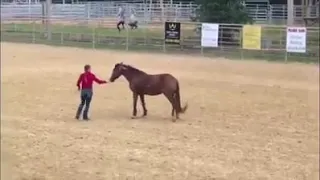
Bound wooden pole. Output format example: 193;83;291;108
42;1;45;24
303;0;307;17
46;0;52;40
160;0;164;22
306;0;312;17
287;0;294;25
149;0;152;21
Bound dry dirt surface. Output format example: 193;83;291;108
1;42;319;180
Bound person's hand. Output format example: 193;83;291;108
77;86;80;91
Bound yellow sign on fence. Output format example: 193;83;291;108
242;25;262;50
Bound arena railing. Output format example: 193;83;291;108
1;3;319;24
1;17;319;63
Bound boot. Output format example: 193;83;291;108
83;109;90;120
75;105;84;120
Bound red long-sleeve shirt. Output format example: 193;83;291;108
77;72;106;89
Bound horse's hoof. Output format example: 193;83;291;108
131;116;137;119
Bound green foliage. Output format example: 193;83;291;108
195;0;253;24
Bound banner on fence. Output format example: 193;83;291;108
164;22;181;44
201;23;219;47
286;27;307;53
242;25;261;50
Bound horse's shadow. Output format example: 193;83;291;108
105;110;186;122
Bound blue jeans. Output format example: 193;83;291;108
76;89;93;119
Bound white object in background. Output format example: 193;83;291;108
201;23;219;47
286;27;307;53
130;14;136;22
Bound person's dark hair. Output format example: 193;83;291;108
84;64;91;71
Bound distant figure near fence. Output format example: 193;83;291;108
128;13;138;29
117;6;125;32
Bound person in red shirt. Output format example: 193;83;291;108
75;64;107;120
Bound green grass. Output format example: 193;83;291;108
1;22;319;63
2;23;157;37
1;23;197;38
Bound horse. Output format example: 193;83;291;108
128;13;138;29
128;21;138;29
109;62;188;121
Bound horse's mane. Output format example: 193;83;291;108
124;64;147;74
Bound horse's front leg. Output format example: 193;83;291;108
139;94;147;117
171;108;175;117
132;92;138;119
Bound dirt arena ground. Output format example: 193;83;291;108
1;42;319;180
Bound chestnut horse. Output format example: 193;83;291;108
109;62;188;121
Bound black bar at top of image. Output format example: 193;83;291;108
164;22;181;45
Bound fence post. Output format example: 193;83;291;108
283;27;288;63
163;21;166;52
284;27;288;64
200;45;203;55
285;50;288;63
14;23;17;32
267;6;272;24
219;25;224;56
240;26;244;60
42;1;45;25
144;21;147;47
126;25;129;51
45;0;52;41
92;25;95;49
32;20;36;44
60;24;64;45
28;0;32;21
200;23;203;55
175;7;178;22
87;3;90;25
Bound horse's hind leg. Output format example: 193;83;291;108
139;94;148;117
163;92;177;121
131;93;138;119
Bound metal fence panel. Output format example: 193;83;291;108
0;2;199;22
1;2;319;24
1;18;319;63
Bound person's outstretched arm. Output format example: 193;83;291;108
93;75;107;84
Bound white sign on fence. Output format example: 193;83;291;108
286;27;307;53
201;23;219;47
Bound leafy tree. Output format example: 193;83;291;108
195;0;252;24
193;0;253;46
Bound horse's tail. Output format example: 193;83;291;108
175;82;188;114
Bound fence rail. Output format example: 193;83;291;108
1;2;319;24
0;2;197;22
1;18;319;63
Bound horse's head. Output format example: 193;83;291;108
109;62;128;82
